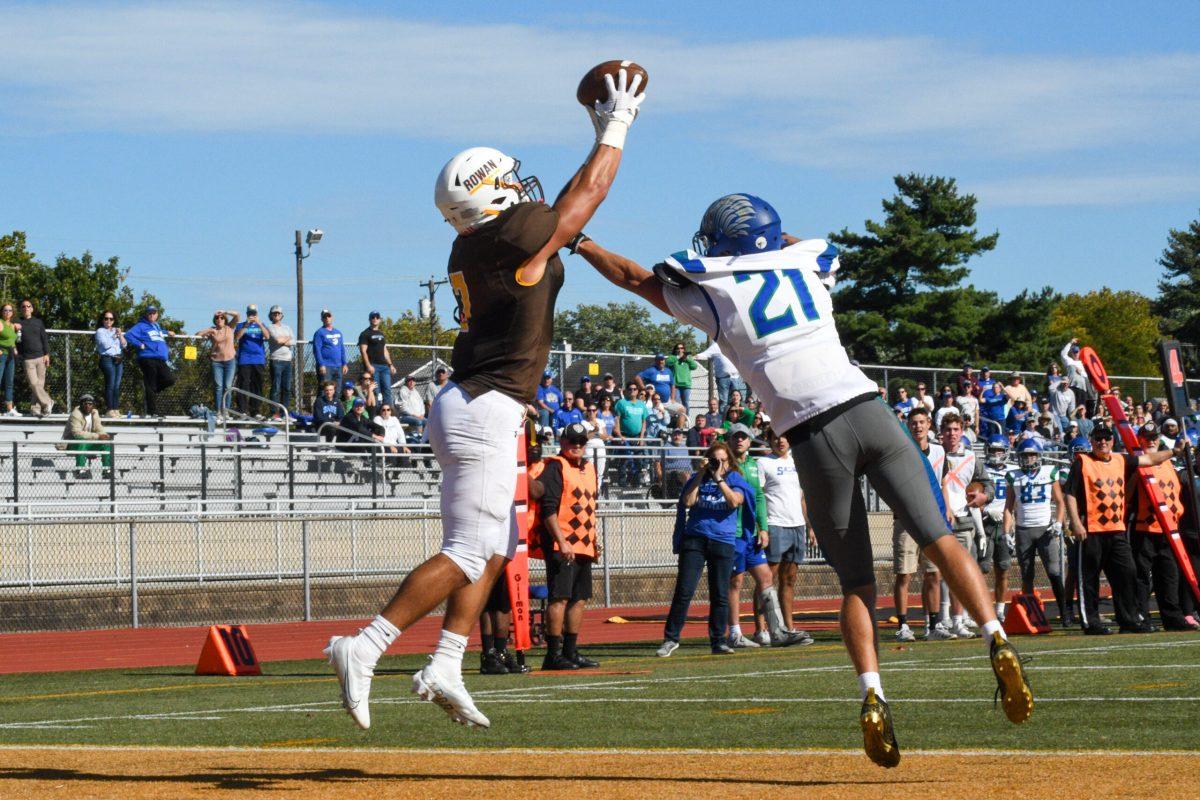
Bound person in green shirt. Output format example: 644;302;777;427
665;342;699;410
614;382;650;486
726;424;808;648
0;303;18;415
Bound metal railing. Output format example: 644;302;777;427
222;386;292;444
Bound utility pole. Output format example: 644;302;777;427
419;275;449;372
294;229;322;407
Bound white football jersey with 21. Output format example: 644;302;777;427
657;239;877;435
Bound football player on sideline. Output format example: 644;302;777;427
574;194;1032;768
325;69;646;731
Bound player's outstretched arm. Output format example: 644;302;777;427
515;69;645;286
577;238;670;315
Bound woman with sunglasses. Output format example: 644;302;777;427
582;403;609;490
0;304;18;416
94;310;126;417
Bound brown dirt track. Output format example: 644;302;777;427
1;747;1197;800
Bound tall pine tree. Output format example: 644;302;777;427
1153;213;1200;345
830;174;999;365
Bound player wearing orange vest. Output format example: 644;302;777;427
1063;423;1184;634
1130;424;1191;630
533;423;601;670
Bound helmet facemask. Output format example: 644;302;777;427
987;445;1007;468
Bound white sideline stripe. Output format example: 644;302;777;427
0;743;1196;758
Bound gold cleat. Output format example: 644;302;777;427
990;631;1034;724
859;687;901;768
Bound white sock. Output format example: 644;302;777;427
429;629;468;675
858;671;884;701
730;624;743;639
982;620;1005;643
353;614;400;669
995;601;1006;617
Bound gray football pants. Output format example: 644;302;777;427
786;398;951;591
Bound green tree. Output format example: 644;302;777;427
377;310;458;348
978;287;1063;371
1048;289;1162;376
554;301;700;354
1153;212;1200;345
830;174;1000;365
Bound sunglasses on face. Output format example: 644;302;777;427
103;316;114;321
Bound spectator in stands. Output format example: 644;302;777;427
537;423;601;670
1153;400;1171;426
596;395;616;437
637;353;673;402
892;386;918;417
357;372;380;413
1036;412;1059;443
194;309;238;419
234;305;268;418
688;413;719;450
266;305;294;418
979;381;1008;434
707;394;721;421
575;375;596;407
582;403;610;487
614;382;650;486
759;428;815;642
913;381;934;412
423;366;449;412
340;380;358;414
396;374;426;435
955;363;978;398
724;390;755;429
934;391;957;431
666;342;699;409
17;299;52;416
124;306;176;418
553;390;583;433
358;311;395;409
647;391;671;435
594;372;620;407
1006;399;1030;435
1004;373;1032;408
1050;379;1075;436
1074;405;1094;439
976;366;996;396
1046;362;1064;396
59;394;112;478
954;384;980;433
94;309;126;418
1061;338;1092;413
535;371;562;430
373;403;410;472
337;397;385;453
1161;418;1181;451
698;340;743;412
0;303;16;417
657;440;751;657
663;428;692;497
313;381;343;440
312;309;347;383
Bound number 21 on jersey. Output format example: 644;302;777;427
733;269;820;340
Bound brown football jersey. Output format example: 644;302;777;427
447;202;564;404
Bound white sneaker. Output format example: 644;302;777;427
772;629;814;647
324;635;373;730
950;620;977;639
895;624;916;642
729;633;760;648
924;621;958;641
962;615;980;631
5;408;20;417
411;662;490;729
752;630;771;646
656;640;679;658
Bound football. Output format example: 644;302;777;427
576;60;649;107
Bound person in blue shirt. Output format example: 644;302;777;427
234;304;268;417
980;382;1008;434
535;372;562;430
637;353;673;401
657;440;756;657
312;309;347;384
123;306;176;417
1006;399;1031;436
892;387;918;418
976;366;996;397
552;391;584;433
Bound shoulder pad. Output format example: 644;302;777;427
653;262;693;289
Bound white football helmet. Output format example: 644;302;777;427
434;146;543;234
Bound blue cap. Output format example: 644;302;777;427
343;380;355;389
145;306;158;314
543;370;553;379
353;397;366;407
369;310;381;319
655;352;665;359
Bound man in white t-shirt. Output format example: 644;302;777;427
955;388;980;435
758;428;815;642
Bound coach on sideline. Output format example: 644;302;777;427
1063;423;1184;634
537;423;601;670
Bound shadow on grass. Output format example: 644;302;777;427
0;766;935;790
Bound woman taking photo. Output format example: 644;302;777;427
194;310;239;419
94;310;126;417
656;440;756;657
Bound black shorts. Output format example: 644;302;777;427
484;574;511;613
545;553;594;602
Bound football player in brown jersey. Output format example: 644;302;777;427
326;68;646;731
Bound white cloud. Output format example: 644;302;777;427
974;173;1200;207
0;2;1197;180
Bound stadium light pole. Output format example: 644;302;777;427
294;229;322;406
419;275;449;373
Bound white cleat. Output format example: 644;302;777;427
924;621;958;641
894;624;916;643
656;640;680;658
325;635;373;730
950;620;977;639
752;630;772;647
729;633;760;648
412;662;490;729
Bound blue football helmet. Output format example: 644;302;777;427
1016;438;1042;474
1068;436;1091;454
986;434;1009;467
692;194;782;257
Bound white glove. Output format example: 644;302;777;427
1050;521;1063;537
593;68;646;150
1005;532;1016;552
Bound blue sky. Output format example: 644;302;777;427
1;1;1198;334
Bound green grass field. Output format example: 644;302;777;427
2;631;1197;753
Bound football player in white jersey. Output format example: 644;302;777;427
1004;439;1069;625
981;436;1015;622
574;193;1033;768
